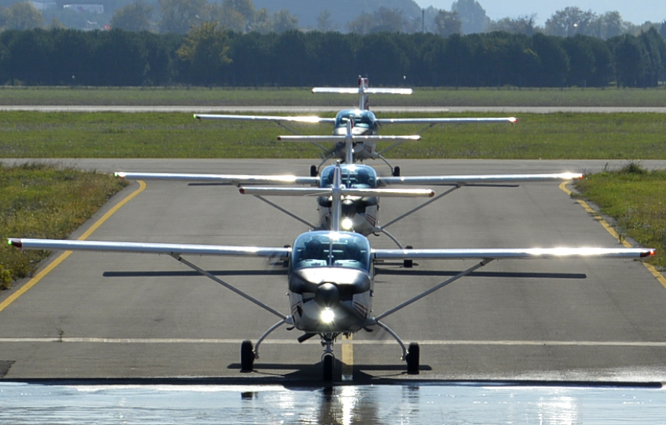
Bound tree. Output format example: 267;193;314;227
488;15;537;36
2;1;44;30
531;33;569;86
433;10;461;37
269;9;298;34
545;7;596;37
177;21;232;85
451;0;489;34
595;11;627;39
346;8;405;34
158;0;207;34
110;1;153;32
316;10;337;32
611;34;642;87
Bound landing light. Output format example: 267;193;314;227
341;218;354;231
321;308;335;324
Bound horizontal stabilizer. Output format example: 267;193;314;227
312;87;413;95
277;135;421;142
239;186;435;198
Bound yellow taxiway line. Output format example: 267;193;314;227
0;181;147;314
559;181;666;290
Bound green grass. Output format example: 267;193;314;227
0;163;127;288
1;86;666;107
1;111;665;159
574;164;666;269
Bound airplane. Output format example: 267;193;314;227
116;150;584;253
8;163;656;381
194;76;517;176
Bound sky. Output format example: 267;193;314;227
412;0;666;25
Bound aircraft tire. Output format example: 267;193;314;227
322;353;334;381
404;245;413;268
240;340;254;372
310;165;318;177
406;342;420;375
392;166;401;177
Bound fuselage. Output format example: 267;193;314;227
288;231;374;333
332;109;379;162
316;163;379;235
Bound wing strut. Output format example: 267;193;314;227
373;259;493;322
375;186;462;248
366;259;494;361
252;195;318;229
171;253;289;321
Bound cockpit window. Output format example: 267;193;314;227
292;232;371;271
334;110;376;130
320;165;377;189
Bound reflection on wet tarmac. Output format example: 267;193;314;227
0;382;664;424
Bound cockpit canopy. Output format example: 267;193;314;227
334;109;377;133
319;164;377;189
291;231;371;272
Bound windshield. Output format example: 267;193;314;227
334;109;376;130
320;165;377;189
292;231;371;272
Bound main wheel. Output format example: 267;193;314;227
392;166;401;177
322;353;334;381
240;340;254;372
310;165;318;177
406;342;420;375
404;245;413;268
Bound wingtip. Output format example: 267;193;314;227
640;249;656;258
8;239;21;248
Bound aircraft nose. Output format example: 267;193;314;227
315;282;340;308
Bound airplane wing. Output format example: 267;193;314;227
115;172;319;186
194;114;335;125
373;247;655;260
378;173;583;186
375;117;517;125
8;238;291;258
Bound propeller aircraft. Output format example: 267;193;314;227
194;76;517;176
8;163;656;381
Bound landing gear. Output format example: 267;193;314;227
310;165;318;177
392;166;401;177
241;340;254;372
322;353;334;381
321;334;336;381
406;342;420;374
404;245;413;268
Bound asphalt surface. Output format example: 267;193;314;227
1;159;666;384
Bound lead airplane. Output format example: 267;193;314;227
8;163;655;381
194;76;517;176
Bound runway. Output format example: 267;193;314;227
1;159;666;384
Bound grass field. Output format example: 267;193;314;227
0;163;126;288
1;111;665;159
1;86;666;107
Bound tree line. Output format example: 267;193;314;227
1;26;664;88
